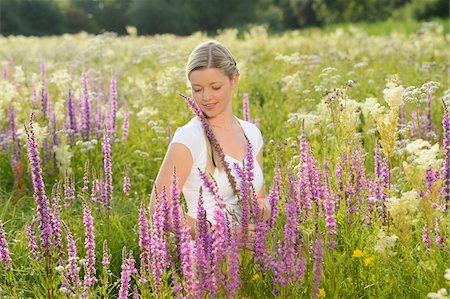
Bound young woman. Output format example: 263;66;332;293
150;40;270;237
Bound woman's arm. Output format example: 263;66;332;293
149;142;200;237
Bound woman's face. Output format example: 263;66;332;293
189;68;238;119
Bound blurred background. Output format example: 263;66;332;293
0;0;448;36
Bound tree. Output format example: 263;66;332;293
0;0;66;36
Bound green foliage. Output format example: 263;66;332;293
0;23;449;297
0;0;66;36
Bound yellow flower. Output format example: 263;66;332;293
364;256;374;267
251;273;261;281
319;288;326;297
352;249;364;258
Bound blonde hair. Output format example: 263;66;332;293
186;41;239;175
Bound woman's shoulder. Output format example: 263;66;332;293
237;118;261;136
170;117;204;146
174;117;203;136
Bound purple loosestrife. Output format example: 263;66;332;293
170;171;183;261
297;133;316;219
102;129;113;209
434;218;446;249
102;240;111;271
268;164;282;228
118;249;137;299
64;171;75;202
41;84;49;118
8;105;21;171
67;90;77;134
442;107;450;211
322;182;337;249
123;168;130;197
82;160;90;194
225;223;240;298
0;221;12;271
51;184;64;256
312;232;324;299
26;224;40;260
279;191;297;288
180;93;239;196
243;92;250;122
24;117;53;257
81;72;91;140
198;169;228;296
423;224;431;251
62;226;81;295
194;187;213;298
138;200;151;284
180;226;195;297
122;111;130;144
82;200;97;297
109;78;118;136
150;189;170;293
234;162;250;245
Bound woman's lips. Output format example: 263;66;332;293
203;103;216;110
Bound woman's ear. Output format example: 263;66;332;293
231;72;239;89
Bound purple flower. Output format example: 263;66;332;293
442;108;450;211
170;171;182;259
26;223;40;260
102;239;111;270
122;111;130;144
422;224;431;250
180;226;194;296
51;184;64;255
198;169;228;296
109;78;118;136
243;92;250;122
0;221;12;271
82;160;90;194
138;200;151;283
118;249;137;299
225;223;240;298
24;116;53;257
194;187;213;298
434;218;446;249
67;89;77;135
312;232;324;298
268;164;281;227
82;201;97;296
81;72;91;140
150;189;170;293
102;129;113;208
123;169;130;197
63;227;81;293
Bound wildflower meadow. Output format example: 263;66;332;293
0;23;449;298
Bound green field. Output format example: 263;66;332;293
0;21;449;298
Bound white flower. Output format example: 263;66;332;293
405;139;442;171
374;230;398;256
137;107;159;123
428;288;448;299
383;84;405;109
445;269;450;281
54;144;73;174
50;69;72;92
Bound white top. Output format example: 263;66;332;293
170;117;264;223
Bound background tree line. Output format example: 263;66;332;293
0;0;447;36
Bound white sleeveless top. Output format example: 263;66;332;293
170;117;264;223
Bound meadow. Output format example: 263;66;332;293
0;22;449;298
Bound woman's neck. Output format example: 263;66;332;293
207;114;238;130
